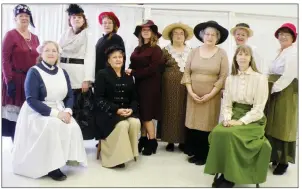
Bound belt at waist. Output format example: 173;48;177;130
60;57;84;64
12;68;27;74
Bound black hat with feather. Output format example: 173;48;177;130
66;4;84;16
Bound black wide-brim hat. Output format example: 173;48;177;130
134;20;162;38
194;20;229;45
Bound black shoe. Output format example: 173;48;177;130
183;145;194;156
178;143;185;151
113;163;125;168
212;174;225;188
272;161;278;166
273;163;288;175
166;143;174;152
218;178;235;188
47;169;67;181
188;156;198;163
195;159;206;166
142;139;158;156
138;136;148;153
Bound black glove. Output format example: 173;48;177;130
7;80;16;98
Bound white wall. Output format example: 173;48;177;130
121;4;298;18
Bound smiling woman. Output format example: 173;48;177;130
1;4;39;142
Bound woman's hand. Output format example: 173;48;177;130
224;120;243;127
121;109;133;117
57;112;71;124
189;92;203;103
200;93;213;103
125;69;132;76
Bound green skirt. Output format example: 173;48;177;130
265;74;298;164
204;103;272;184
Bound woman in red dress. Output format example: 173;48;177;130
126;20;164;156
2;4;39;141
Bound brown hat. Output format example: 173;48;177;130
134;20;162;38
162;22;193;41
230;23;253;37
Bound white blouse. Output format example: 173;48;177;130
269;45;297;94
58;28;96;89
222;67;268;125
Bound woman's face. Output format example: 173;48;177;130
108;51;124;69
70;14;84;29
141;27;152;39
15;13;30;28
234;28;249;45
41;43;59;65
172;28;185;44
203;27;218;46
236;50;251;71
278;30;294;49
102;17;114;34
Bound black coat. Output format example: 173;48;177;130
95;33;126;77
94;66;139;139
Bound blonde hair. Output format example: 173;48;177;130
231;45;259;75
36;41;60;65
138;31;159;47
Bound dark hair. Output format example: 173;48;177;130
169;27;188;45
138;31;159;47
278;28;295;42
68;13;88;34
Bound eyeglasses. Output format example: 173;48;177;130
278;33;292;38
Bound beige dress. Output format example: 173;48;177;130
181;47;229;132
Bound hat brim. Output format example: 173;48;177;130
194;22;229;45
134;25;162;38
99;12;120;28
162;23;193;41
274;26;297;43
230;26;253;37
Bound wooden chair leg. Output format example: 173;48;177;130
96;140;101;160
256;183;260;188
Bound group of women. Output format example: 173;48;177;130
2;3;298;187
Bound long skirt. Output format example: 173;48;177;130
101;118;141;168
265;75;298;164
12;101;88;179
204;102;272;184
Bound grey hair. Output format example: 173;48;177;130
199;27;221;44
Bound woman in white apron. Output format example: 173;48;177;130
12;41;87;181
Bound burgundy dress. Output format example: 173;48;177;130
129;44;164;121
2;29;39;107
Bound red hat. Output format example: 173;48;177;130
275;23;297;42
98;12;120;28
134;20;162;38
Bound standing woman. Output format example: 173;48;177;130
229;23;265;74
2;4;39;142
58;4;95;121
126;20;164;156
181;21;229;165
160;22;193;152
95;11;126;74
265;23;298;175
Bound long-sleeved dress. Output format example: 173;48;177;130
129;44;164;121
160;44;191;144
265;45;298;164
204;67;272;184
2;29;39;139
12;62;87;179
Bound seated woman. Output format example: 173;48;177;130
12;41;88;181
94;45;141;168
204;45;271;188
